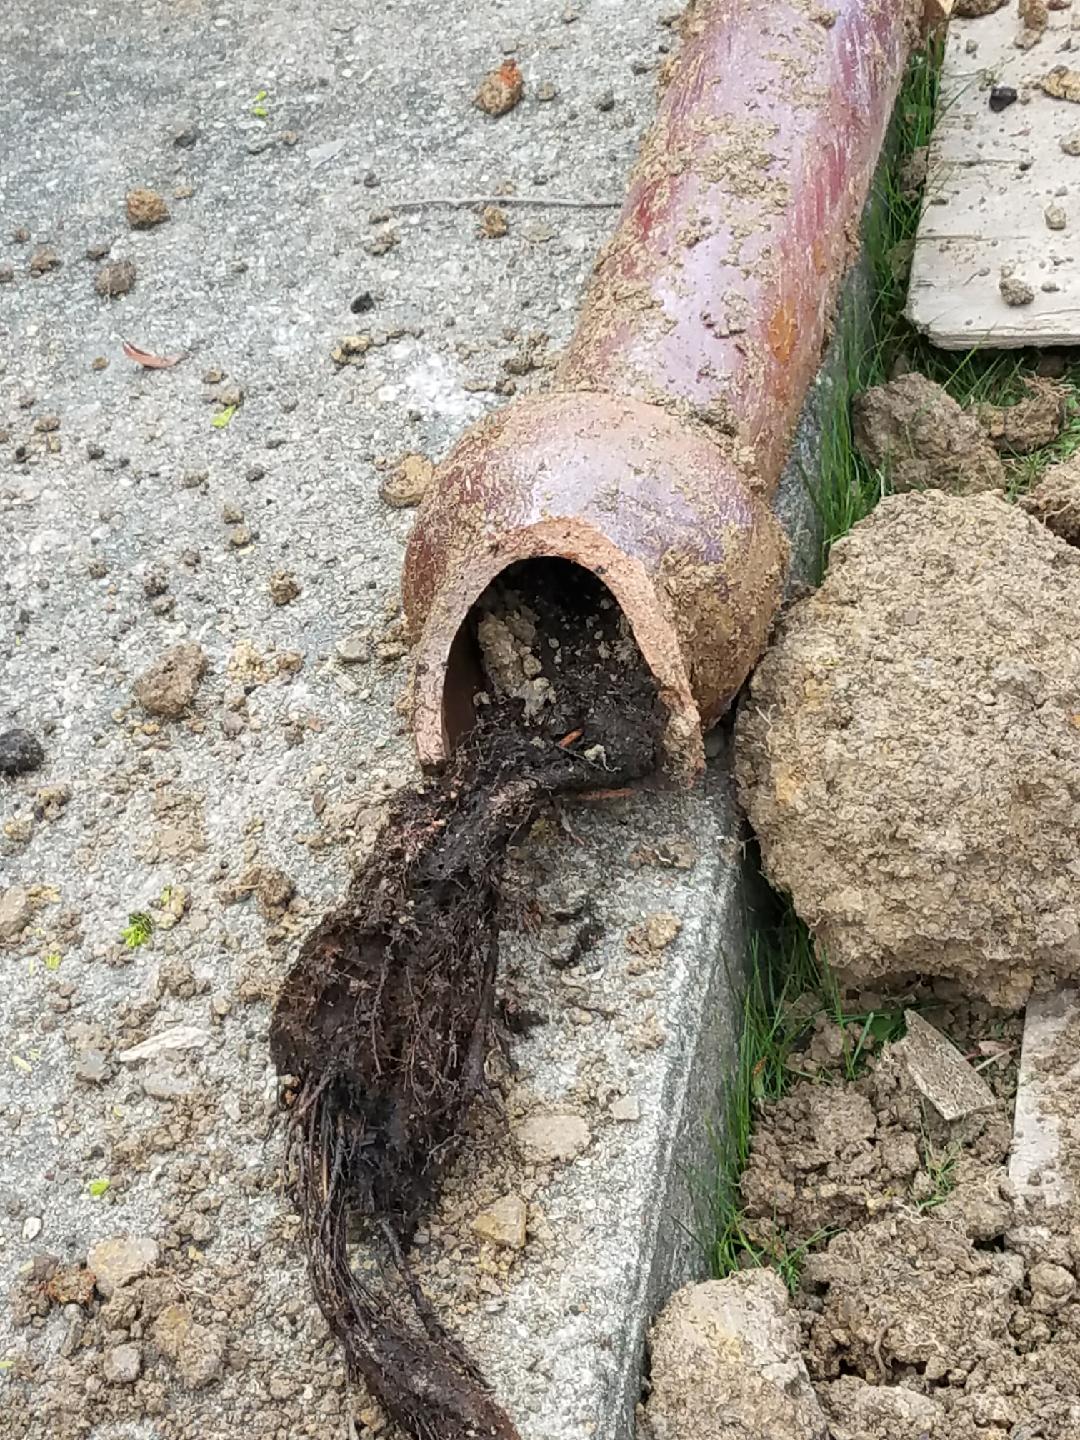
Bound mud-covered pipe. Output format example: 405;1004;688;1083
404;0;921;778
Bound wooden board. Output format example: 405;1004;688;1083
907;3;1080;349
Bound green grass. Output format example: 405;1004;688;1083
704;909;907;1291
809;38;1080;570
915;1137;959;1212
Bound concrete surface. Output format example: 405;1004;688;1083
0;3;852;1438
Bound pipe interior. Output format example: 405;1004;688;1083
441;557;642;757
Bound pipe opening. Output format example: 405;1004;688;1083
441;556;665;761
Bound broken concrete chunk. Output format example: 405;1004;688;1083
514;1112;590;1164
641;1270;827;1440
87;1236;160;1297
133;642;207;719
75;1048;108;1084
897;1011;995;1122
1009;988;1079;1212
103;1342;142;1384
471;1193;527;1250
851;373;1004;496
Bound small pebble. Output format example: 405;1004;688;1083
989;85;1017;113
269;570;301;606
95;259;136;297
596;89;616;112
29;245;61;275
1046;204;1067;231
22;1216;42;1242
336;634;372;665
0;729;46;777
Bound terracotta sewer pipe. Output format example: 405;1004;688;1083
403;0;922;779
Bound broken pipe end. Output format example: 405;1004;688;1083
402;392;786;782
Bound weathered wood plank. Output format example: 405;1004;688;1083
907;4;1080;349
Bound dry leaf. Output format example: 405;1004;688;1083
118;1025;209;1062
122;340;184;370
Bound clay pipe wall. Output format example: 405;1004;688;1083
403;0;921;779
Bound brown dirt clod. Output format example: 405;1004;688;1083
126;187;170;229
1022;453;1080;544
95;259;137;297
851;372;1005;495
379;453;434;508
473;60;524;117
132;642;208;719
736;489;1080;1008
977;376;1068;454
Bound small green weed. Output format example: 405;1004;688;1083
917;1138;959;1211
121;911;154;949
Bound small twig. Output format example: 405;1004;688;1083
388;195;621;212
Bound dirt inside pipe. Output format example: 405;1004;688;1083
270;561;664;1439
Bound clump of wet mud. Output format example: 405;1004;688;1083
851;372;1005;495
1022;451;1080;545
271;562;663;1439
